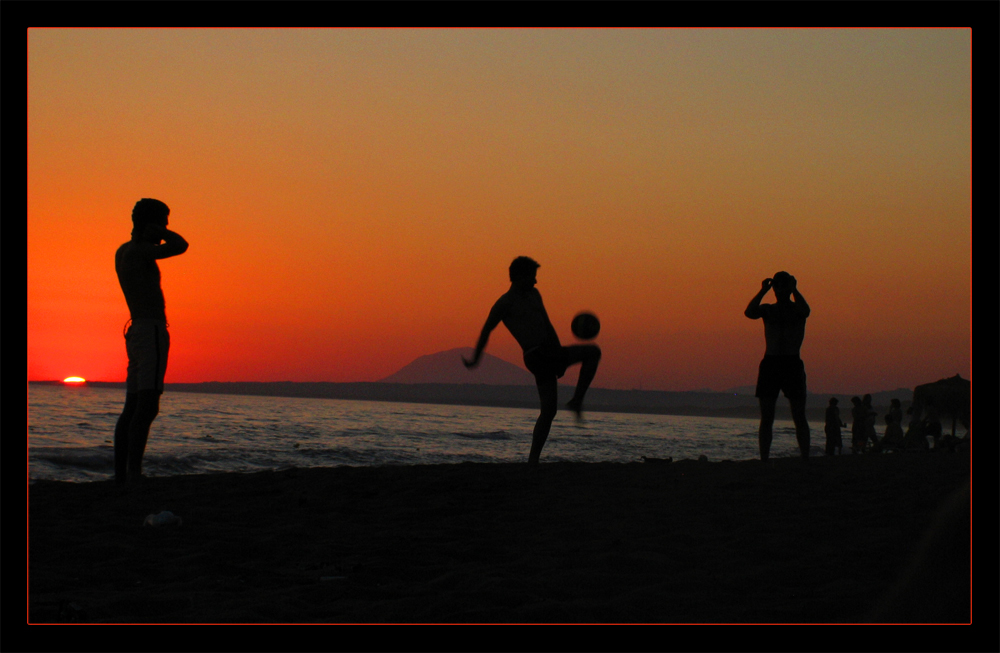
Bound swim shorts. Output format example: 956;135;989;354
523;346;570;381
755;355;806;401
125;319;170;393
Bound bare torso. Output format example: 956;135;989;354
759;301;807;356
116;240;166;322
495;287;561;352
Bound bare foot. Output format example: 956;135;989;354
565;399;584;423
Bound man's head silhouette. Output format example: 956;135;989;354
131;198;170;238
509;256;540;286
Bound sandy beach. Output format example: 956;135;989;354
28;449;969;625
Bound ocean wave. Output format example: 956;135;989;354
83;411;121;418
32;447;113;470
453;430;512;441
29;386;793;482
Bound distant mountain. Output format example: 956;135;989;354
380;348;536;385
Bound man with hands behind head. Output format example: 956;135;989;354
114;198;188;486
745;272;811;462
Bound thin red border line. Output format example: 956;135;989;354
966;24;972;625
26;25;32;626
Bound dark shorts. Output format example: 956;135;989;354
523;346;570;381
125;319;170;394
755;355;806;401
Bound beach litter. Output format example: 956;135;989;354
143;511;183;527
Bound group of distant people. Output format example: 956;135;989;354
823;394;954;456
113;197;945;488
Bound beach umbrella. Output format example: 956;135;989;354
910;374;970;438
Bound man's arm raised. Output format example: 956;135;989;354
744;278;772;319
144;224;189;259
789;275;811;317
462;298;507;369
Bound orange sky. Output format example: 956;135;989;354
27;29;971;394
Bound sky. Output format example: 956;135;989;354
27;28;971;394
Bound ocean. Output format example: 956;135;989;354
27;383;811;484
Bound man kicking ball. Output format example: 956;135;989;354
463;257;601;464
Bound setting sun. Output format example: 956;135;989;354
62;377;86;384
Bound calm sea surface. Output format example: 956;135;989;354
27;384;810;483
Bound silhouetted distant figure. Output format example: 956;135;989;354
876;411;905;453
874;397;906;453
463;257;601;464
902;406;930;451
862;394;879;448
744;272;811;461
113;199;188;486
923;396;943;448
824;397;846;455
889;398;903;428
850;396;866;454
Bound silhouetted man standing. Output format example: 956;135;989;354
744;272;810;461
114;198;188;486
464;257;601;464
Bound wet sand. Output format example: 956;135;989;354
28;450;970;625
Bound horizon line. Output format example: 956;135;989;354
27;378;926;396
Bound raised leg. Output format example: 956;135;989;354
563;345;601;418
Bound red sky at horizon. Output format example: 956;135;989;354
28;29;971;395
